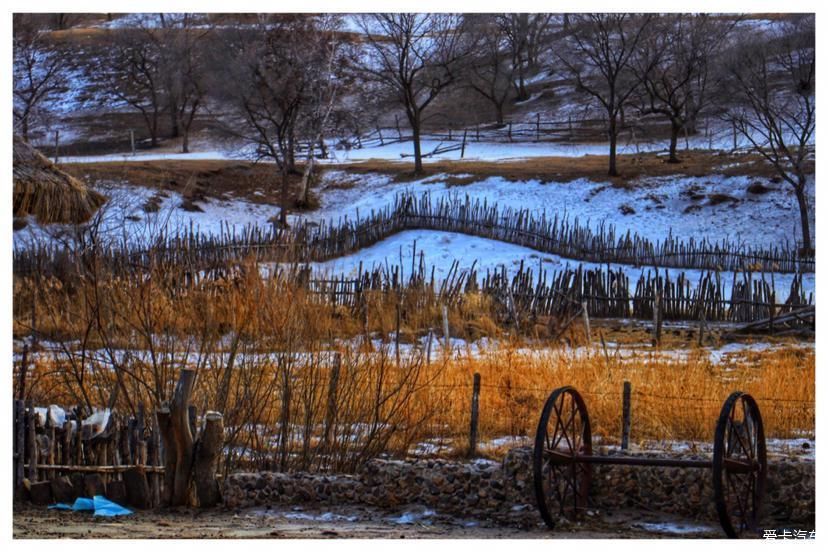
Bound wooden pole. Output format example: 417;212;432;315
194;412;224;507
621;381;631;450
14;400;25;489
130;129;136;156
460;129;467;159
468;373;481;457
27;401;37;482
54;130;59;163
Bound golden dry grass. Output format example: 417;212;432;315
14;260;814;466
13;136;106;224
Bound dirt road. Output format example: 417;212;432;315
13;503;722;539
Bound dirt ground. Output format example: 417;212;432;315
13;502;724;539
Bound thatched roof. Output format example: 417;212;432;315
13;135;106;225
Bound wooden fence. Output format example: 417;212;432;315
13;192;813;280
13;399;164;507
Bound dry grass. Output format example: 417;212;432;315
13;136;106;224
14;256;814;471
332;150;803;185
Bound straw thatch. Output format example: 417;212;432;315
13;135;106;225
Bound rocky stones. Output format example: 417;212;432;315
222;448;814;528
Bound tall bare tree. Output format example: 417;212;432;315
498;14;554;102
13;15;67;142
214;15;334;227
463;15;515;125
559;14;652;176
154;14;211;153
356;14;470;174
724;15;815;253
106;30;164;147
634;14;733;162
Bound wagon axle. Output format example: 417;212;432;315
533;386;767;538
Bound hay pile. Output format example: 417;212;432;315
13;135;106;225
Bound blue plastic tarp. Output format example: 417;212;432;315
47;495;131;517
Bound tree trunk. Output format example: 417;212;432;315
157;369;197;507
181;126;190;154
279;167;290;228
193;412;223;507
795;183;813;255
412;120;423;175
495;103;505;126
608;116;619;177
668;121;680;163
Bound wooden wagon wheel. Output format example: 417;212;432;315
533;386;592;529
713;391;767;538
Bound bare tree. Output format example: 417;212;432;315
356;14;470;174
463;15;515;125
214;15;332;226
559;14;652;176
155;14;211;153
634;14;733;162
724;16;815;253
13;15;67;142
105;30;164;147
498;14;554;102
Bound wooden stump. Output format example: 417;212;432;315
194;412;224;507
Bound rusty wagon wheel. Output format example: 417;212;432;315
533;386;592;529
713;391;767;538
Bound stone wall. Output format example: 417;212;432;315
223;447;814;528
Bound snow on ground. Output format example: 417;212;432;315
15;167;815;299
308;229;814;298
14;181;281;250
311;171;813;250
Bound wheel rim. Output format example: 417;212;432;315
713;392;767;538
533;386;592;529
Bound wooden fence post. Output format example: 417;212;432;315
621;381;631;450
652;291;662;347
508;121;512;142
130;129;136;156
53;130;59;163
460;129;467;159
468;373;481;457
14;400;25;489
27;401;37;482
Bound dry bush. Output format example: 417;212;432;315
13;245;814;473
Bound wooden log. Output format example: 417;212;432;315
166;368;197;506
123;466;151;509
193;411;224;508
157;406;175;506
468;373;481;457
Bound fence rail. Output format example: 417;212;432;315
13;192;813;279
